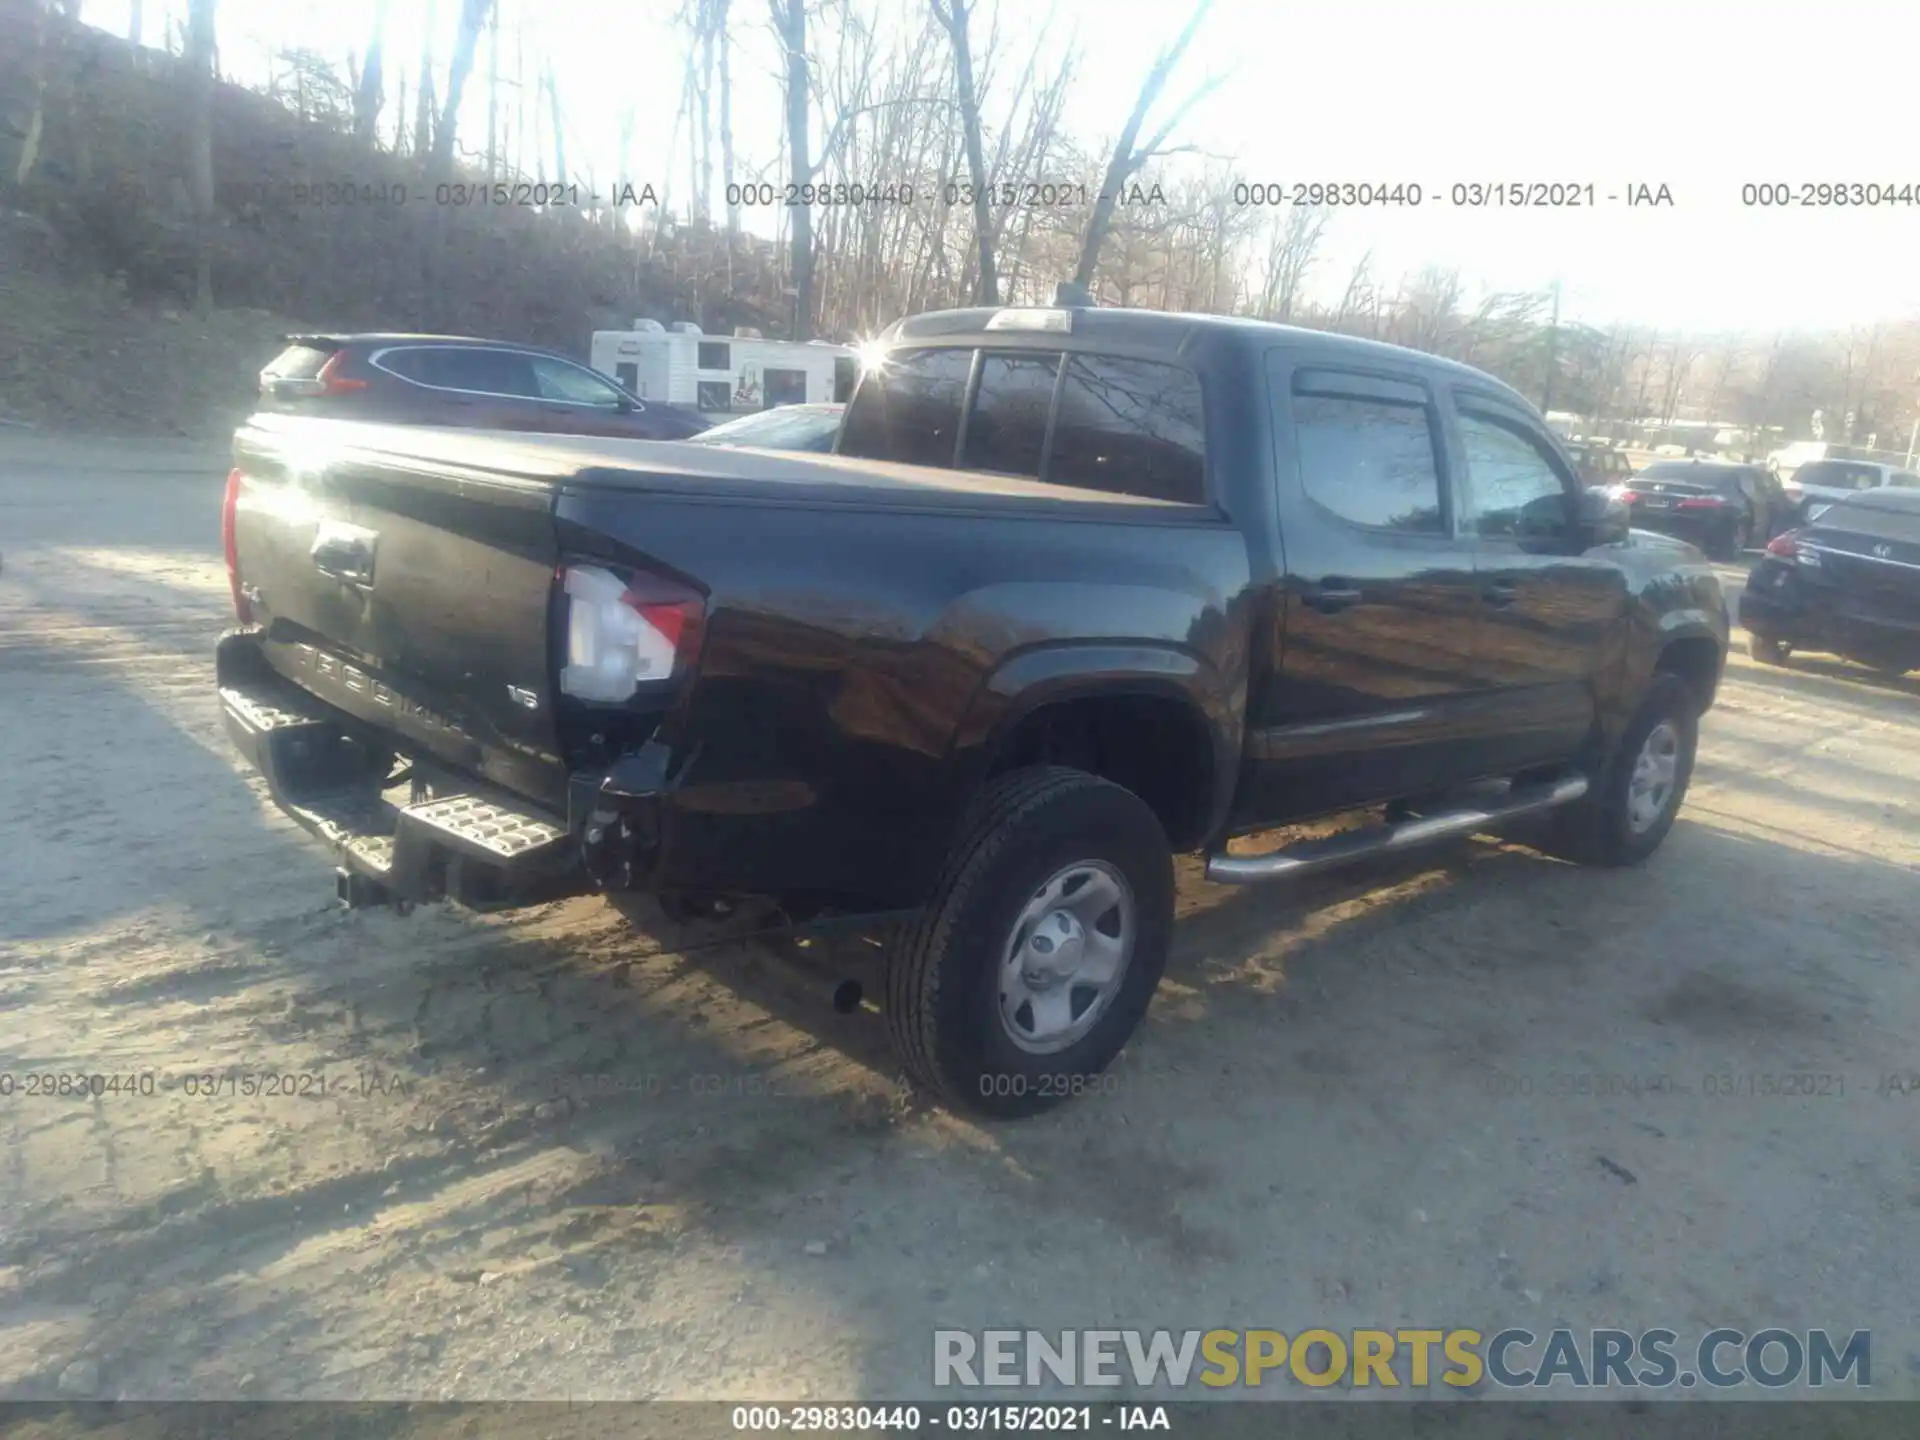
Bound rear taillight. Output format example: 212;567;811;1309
315;352;368;393
1766;529;1820;566
558;563;704;702
222;467;252;623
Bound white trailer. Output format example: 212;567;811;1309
588;320;859;417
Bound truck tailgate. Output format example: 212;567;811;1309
230;419;570;810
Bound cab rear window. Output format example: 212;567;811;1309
841;345;1208;503
839;348;973;469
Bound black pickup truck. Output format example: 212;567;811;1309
216;305;1729;1114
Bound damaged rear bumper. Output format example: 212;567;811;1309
216;629;675;911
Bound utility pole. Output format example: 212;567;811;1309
1540;279;1562;416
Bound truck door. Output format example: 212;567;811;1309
1239;361;1489;823
1445;391;1626;775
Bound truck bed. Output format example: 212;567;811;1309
239;413;1217;514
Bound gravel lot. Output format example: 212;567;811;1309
3;441;1918;1406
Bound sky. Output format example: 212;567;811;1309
82;0;1920;335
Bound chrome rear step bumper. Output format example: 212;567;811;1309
216;634;583;911
1205;775;1590;885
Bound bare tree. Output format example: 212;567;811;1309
1658;340;1698;427
545;57;565;183
930;0;996;303
1072;0;1218;291
12;0;49;187
1331;250;1376;335
485;0;500;176
352;0;389;143
770;0;814;338
433;0;492;175
413;0;438;160
716;0;738;237
1255;204;1329;322
185;0;218;314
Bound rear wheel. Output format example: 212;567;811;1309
886;767;1173;1117
1539;673;1699;867
1748;634;1790;666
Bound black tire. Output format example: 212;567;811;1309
1748;634;1790;665
886;766;1174;1118
1540;672;1700;867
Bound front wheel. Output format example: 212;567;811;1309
886;767;1174;1117
1540;672;1700;867
1749;634;1790;666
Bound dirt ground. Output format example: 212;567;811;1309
2;438;1918;1409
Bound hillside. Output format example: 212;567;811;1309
0;0;785;436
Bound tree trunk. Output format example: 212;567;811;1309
414;0;438;160
485;0;499;177
353;0;388;145
433;0;491;176
512;15;525;175
694;23;714;224
773;0;813;339
546;59;565;184
718;0;738;239
13;1;47;187
934;0;997;305
1540;280;1561;413
1072;0;1211;290
185;0;218;315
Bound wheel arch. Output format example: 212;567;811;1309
949;644;1241;854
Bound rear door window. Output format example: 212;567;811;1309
404;347;539;397
1290;388;1445;534
839;347;975;468
960;352;1060;477
1047;355;1206;504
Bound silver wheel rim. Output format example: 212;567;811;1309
1626;719;1682;834
997;861;1136;1055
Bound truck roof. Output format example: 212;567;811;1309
886;306;1538;411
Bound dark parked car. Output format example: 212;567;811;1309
1614;460;1777;559
690;402;844;452
216;305;1728;1115
1739;488;1920;674
257;334;711;440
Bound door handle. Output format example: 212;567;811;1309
311;521;378;586
1305;579;1363;614
1481;579;1518;608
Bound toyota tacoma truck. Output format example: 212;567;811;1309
216;304;1729;1115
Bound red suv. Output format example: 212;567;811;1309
257;334;712;440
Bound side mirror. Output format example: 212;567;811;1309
614;395;635;413
1577;487;1630;546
